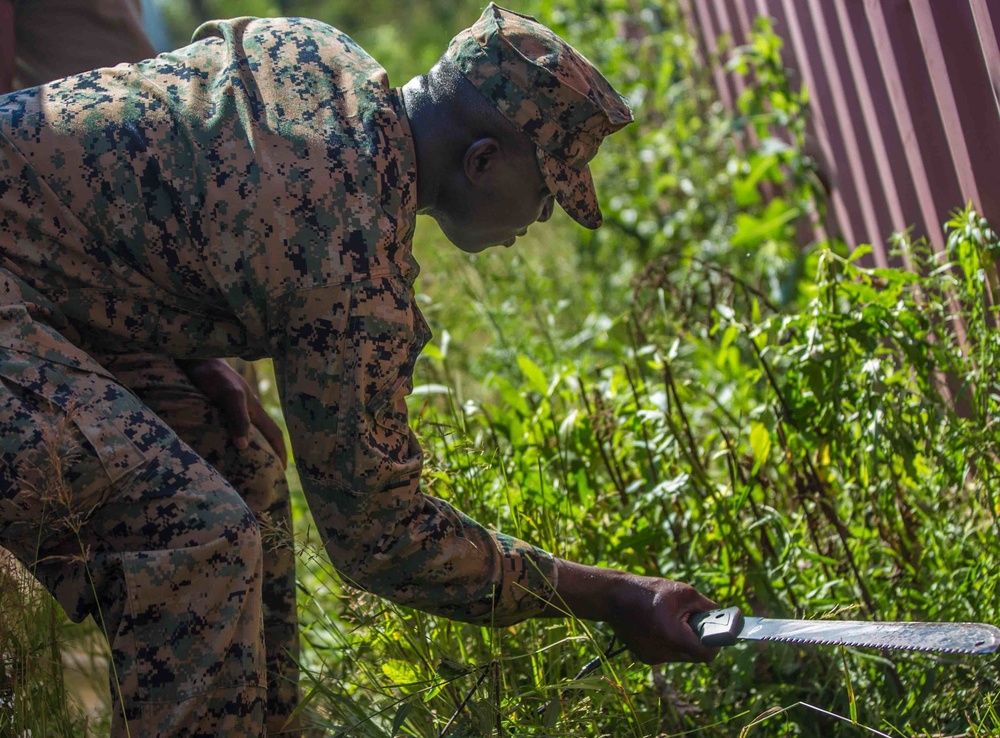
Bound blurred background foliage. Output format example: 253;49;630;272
4;1;999;736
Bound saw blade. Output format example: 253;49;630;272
739;616;1000;655
690;607;1000;655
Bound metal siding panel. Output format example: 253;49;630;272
679;0;711;70
755;0;838;244
968;0;1000;120
712;0;752;113
864;0;962;245
778;0;864;248
694;0;737;110
714;0;770;169
751;0;831;245
966;0;1000;320
923;0;1000;228
910;0;982;212
831;0;926;261
718;0;750;46
728;0;757;44
677;0;994;344
808;0;896;261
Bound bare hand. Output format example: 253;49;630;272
606;574;720;664
180;358;288;467
544;561;719;665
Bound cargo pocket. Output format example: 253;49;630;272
365;302;429;425
118;521;265;707
0;349;159;538
364;334;425;466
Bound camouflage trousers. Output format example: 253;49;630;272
99;354;301;735
0;286;298;734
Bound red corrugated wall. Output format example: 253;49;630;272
682;0;1000;267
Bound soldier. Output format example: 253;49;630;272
0;1;302;732
0;5;719;736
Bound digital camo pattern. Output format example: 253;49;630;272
444;3;633;228
0;15;557;734
8;0;299;728
0;272;266;735
100;353;298;733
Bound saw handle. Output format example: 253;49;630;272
689;606;745;647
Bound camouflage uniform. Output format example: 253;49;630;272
0;10;593;735
98;354;299;732
2;2;301;730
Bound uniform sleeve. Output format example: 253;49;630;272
273;276;557;625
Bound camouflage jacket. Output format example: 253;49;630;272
0;17;555;625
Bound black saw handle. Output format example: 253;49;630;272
689;606;745;647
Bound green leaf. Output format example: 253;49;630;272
848;244;873;263
733;152;778;207
436;658;468;680
390;702;413;736
750;422;772;467
382;660;419;687
731;199;801;248
517;355;550;396
421;341;444;361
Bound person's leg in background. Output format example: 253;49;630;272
11;0;154;89
0;1;14;93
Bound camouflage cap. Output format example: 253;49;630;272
443;3;633;229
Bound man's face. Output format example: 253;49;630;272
431;142;557;254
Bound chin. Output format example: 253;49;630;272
431;214;498;253
442;227;493;254
454;240;493;254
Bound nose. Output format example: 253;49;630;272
538;195;555;223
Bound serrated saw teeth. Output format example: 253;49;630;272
758;635;979;654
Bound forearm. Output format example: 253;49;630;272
540;559;627;621
298;467;558;625
539;558;719;664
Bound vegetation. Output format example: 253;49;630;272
2;1;999;736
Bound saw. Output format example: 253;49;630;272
690;607;1000;655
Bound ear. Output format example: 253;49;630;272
463;137;502;184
